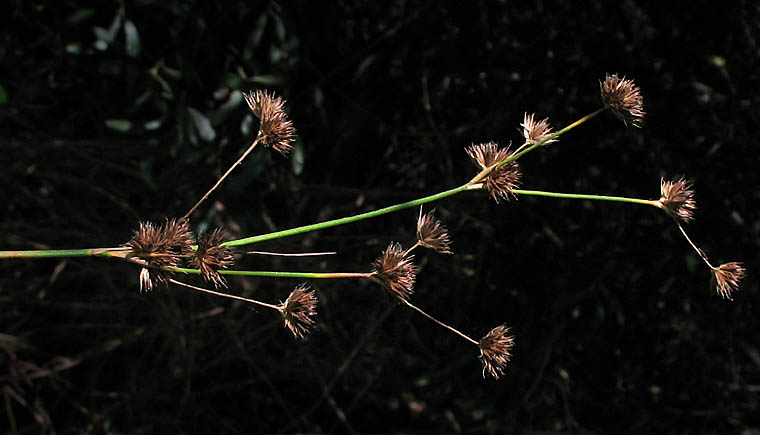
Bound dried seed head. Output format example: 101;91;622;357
466;142;521;202
659;178;697;223
478;325;515;379
191;228;234;288
279;284;318;339
127;218;194;290
600;73;645;128
416;209;452;254
244;90;296;156
371;242;418;302
711;262;745;300
521;113;557;146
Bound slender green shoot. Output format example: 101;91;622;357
513;189;661;207
172;267;373;280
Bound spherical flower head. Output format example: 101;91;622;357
244;90;296;156
127;218;194;291
711;262;744;300
600;73;645;128
191;228;234;288
371;242;417;302
658;177;697;222
416;209;453;254
521;113;557;146
466;142;521;203
279;284;318;339
478;325;515;379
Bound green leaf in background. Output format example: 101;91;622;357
187;107;216;142
93;14;123;49
105;119;132;132
0;84;7;103
240;114;254;136
291;140;305;175
144;120;162;131
251;75;285;86
243;13;269;61
65;42;83;55
124;20;141;57
67;8;95;25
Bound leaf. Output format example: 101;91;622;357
187;107;216;142
251;75;285;86
0;84;7;103
291;140;305;175
240;114;254;136
105;119;132;132
93;14;123;45
243;13;269;60
144;120;162;131
124;20;141;57
67;9;95;25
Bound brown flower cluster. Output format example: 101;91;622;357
466;142;521;202
659;178;697;223
478;325;515;379
244;90;296;156
191;228;234;288
279;284;318;339
711;262;745;300
127;218;194;291
600;73;645;128
521;113;557;146
372;242;418;302
416;210;453;254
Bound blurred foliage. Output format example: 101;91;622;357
1;1;759;433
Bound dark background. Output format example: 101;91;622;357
1;1;758;434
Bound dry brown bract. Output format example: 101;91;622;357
711;262;745;300
659;178;696;223
521;113;557;146
478;325;515;379
416;210;453;254
466;142;521;202
127;218;194;291
191;228;234;288
279;284;318;339
372;242;418;302
244;90;296;156
600;73;645;128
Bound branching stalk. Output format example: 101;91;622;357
172;267;372;280
404;300;479;346
513;189;661;207
169;278;280;310
183;136;262;220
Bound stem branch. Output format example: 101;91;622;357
173;267;372;279
404;301;479;346
184;136;262;220
513;189;661;207
222;185;469;248
169;278;280;310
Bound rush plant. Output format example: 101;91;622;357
0;75;744;379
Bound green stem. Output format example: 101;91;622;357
173;267;373;279
222;185;469;248
509;107;606;163
513;189;661;207
469;107;607;185
1;109;610;258
0;247;128;259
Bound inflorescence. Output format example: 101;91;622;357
2;74;744;379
